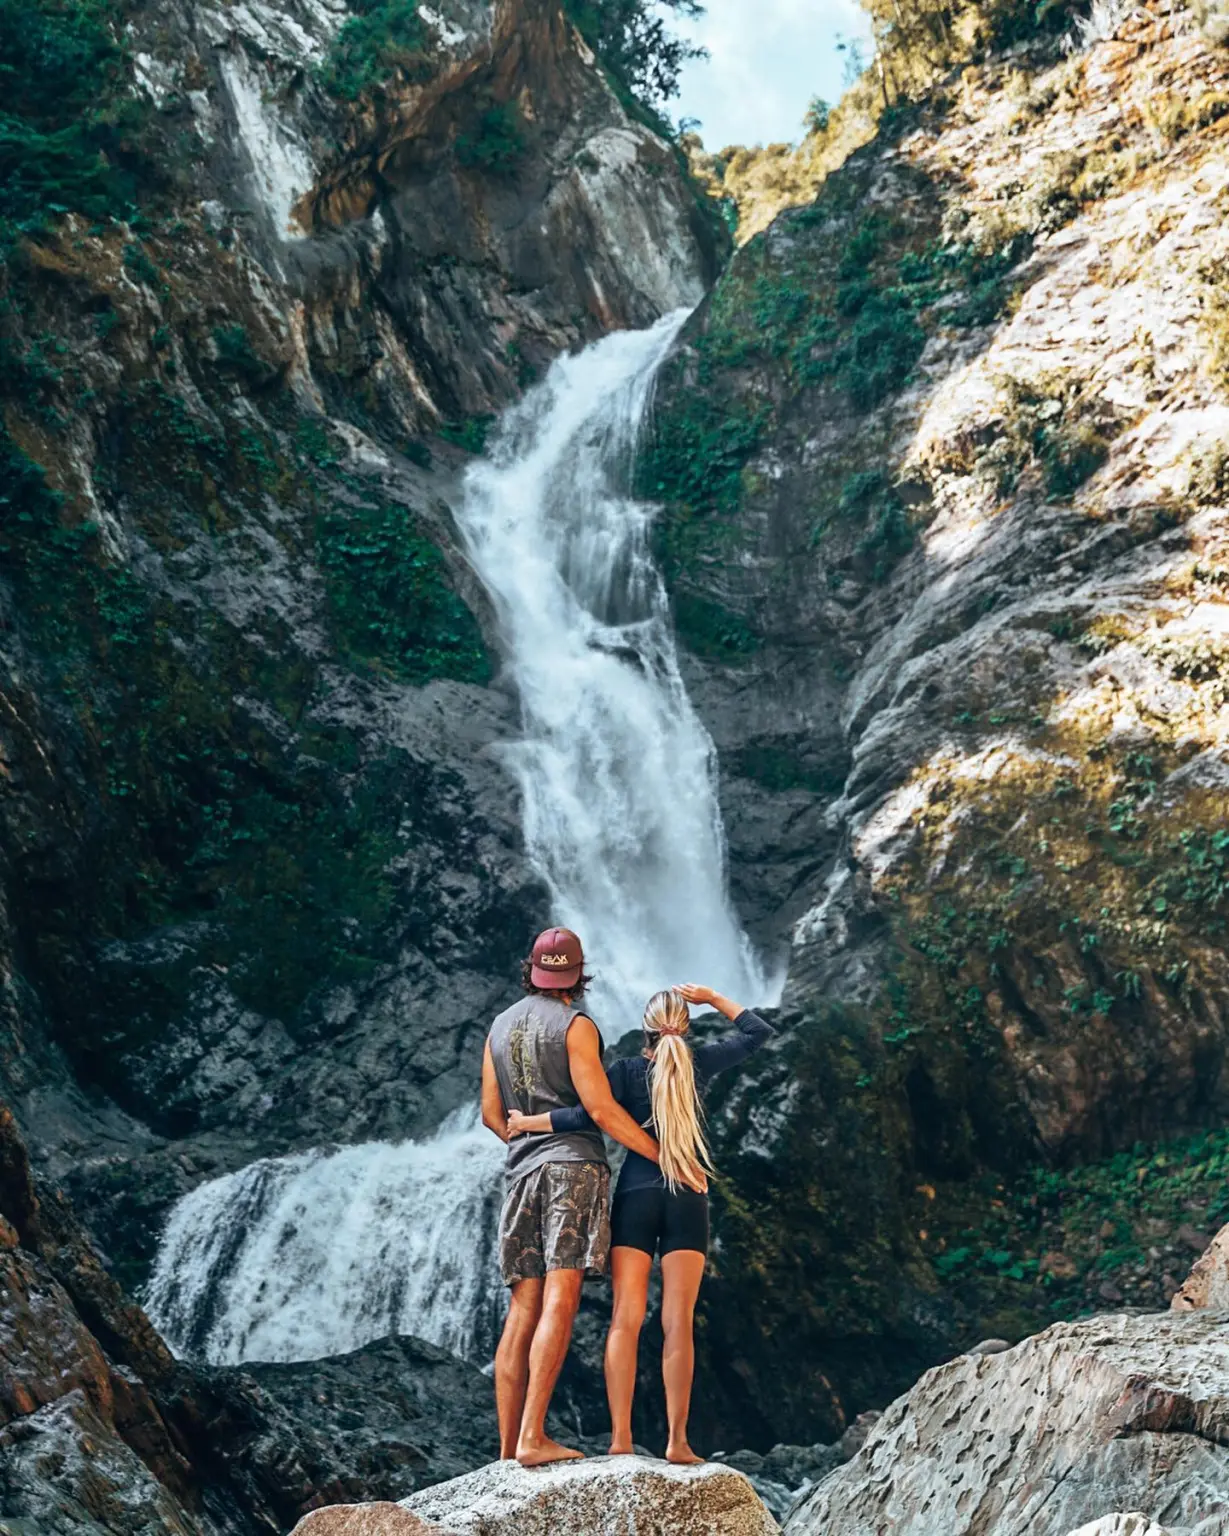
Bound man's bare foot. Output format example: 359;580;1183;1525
607;1442;635;1456
665;1443;704;1465
516;1437;584;1467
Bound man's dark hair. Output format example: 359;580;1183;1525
520;957;593;998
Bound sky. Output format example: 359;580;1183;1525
672;0;874;151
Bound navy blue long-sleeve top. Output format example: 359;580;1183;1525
547;1009;775;1195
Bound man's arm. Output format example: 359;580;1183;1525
481;1038;508;1143
566;1017;659;1164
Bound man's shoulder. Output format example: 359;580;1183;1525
489;994;531;1033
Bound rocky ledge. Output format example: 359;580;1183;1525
789;1309;1229;1536
292;1457;779;1536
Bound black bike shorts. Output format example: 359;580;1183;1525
610;1186;710;1258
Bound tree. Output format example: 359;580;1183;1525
804;96;831;136
565;0;707;111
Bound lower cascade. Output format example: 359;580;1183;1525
146;315;768;1368
144;1107;507;1365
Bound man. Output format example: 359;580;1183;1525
481;926;662;1466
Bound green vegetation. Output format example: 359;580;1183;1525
927;1125;1229;1321
668;592;760;662
316;496;491;684
455;102;527;176
212;321;272;385
829;468;913;579
0;0;151;239
439;414;494;454
862;0;1081;112
990;375;1115;499
564;0;705;114
317;0;432;101
729;743;848;796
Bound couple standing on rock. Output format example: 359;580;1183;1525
480;926;773;1468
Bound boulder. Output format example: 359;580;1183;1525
1171;1224;1229;1311
785;1312;1229;1536
291;1507;444;1536
398;1455;779;1535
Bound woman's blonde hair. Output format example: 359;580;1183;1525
643;989;714;1194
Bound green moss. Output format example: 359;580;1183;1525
990;375;1115;499
295;416;342;468
668;592;760;662
729;743;847;796
455;102;527;176
316;497;491;684
439;415;494;454
212;321;271;385
317;0;432;101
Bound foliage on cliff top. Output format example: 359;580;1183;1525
0;0;152;237
564;0;706;116
691;0;1098;240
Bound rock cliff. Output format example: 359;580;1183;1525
785;1310;1229;1536
643;0;1229;1447
8;0;1229;1503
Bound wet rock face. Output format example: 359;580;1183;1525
786;1311;1229;1536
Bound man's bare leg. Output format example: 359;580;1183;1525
516;1267;586;1466
495;1277;544;1459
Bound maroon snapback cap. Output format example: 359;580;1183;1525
530;926;584;990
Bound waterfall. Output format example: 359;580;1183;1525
144;1107;507;1365
457;310;767;1030
146;313;769;1369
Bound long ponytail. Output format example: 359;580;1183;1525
643;989;713;1194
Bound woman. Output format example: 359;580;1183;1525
507;982;773;1464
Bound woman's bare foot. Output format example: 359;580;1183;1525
607;1441;635;1456
516;1436;584;1468
665;1442;704;1465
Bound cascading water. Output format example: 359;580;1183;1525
457;309;767;1030
145;313;769;1369
144;1107;507;1365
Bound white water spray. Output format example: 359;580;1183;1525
146;315;768;1368
144;1108;506;1364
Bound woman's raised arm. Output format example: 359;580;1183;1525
677;984;775;1077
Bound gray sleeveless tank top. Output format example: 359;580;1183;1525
487;994;607;1182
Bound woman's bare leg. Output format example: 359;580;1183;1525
660;1248;706;1464
605;1246;652;1454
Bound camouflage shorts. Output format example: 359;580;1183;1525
499;1161;611;1286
